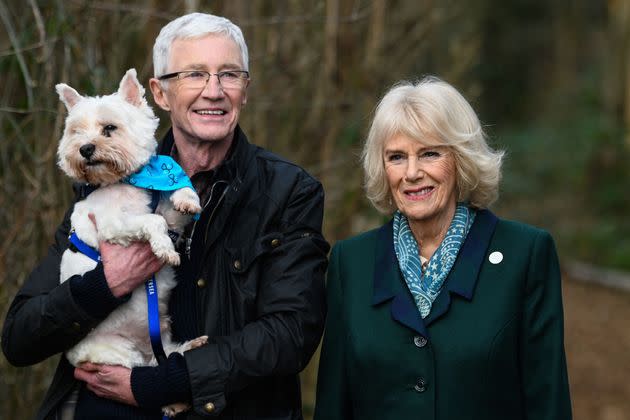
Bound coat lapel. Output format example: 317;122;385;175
372;221;429;337
423;209;498;325
371;209;499;337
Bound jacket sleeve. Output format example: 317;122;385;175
2;189;126;367
184;176;329;415
520;230;573;419
313;243;352;420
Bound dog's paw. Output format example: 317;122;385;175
162;402;190;417
179;335;209;353
175;199;202;215
155;248;181;266
189;335;209;349
171;188;202;215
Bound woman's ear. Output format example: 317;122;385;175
149;78;171;112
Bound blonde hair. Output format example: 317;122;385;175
362;76;504;214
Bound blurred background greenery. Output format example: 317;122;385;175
1;0;629;419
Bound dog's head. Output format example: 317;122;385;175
56;69;160;185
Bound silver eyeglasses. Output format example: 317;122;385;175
158;70;250;90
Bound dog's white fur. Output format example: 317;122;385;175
56;69;205;416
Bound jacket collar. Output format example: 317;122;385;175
159;125;257;250
158;125;254;183
371;209;499;337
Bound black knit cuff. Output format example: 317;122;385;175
69;263;130;319
131;352;191;408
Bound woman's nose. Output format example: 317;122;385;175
404;158;423;181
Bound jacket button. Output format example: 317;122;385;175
271;238;280;248
413;335;427;348
234;260;242;270
197;278;206;288
204;402;215;413
72;322;81;331
414;378;427;393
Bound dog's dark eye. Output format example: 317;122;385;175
102;124;117;137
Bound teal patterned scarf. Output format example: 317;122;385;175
393;204;476;318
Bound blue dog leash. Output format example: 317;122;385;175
68;232;167;365
69;232;170;420
72;155;199;419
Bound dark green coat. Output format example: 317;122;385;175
314;210;572;420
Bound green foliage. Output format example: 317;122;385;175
496;64;629;270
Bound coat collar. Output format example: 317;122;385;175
158;125;257;252
157;124;254;184
371;209;499;337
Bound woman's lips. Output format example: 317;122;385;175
404;186;434;200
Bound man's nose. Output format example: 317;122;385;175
201;74;224;97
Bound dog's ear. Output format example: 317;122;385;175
56;84;82;111
118;68;146;107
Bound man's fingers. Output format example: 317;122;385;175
78;362;100;372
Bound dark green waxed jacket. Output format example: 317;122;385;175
314;210;572;420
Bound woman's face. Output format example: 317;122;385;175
384;133;458;229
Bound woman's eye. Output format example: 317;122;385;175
387;153;404;162
421;150;440;158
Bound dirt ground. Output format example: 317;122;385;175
563;276;630;420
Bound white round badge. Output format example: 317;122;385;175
489;251;503;264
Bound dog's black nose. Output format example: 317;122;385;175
79;144;95;159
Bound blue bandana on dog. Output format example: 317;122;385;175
123;155;199;220
123;155;194;191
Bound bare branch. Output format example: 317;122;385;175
0;0;34;107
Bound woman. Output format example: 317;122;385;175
314;77;572;420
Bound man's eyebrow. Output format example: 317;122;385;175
184;63;207;71
183;63;244;71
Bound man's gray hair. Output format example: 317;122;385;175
153;12;249;77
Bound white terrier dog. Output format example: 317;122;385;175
56;69;206;415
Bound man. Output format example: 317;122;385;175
2;13;329;419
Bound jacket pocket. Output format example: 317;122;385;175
225;232;284;275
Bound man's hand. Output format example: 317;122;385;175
74;363;137;406
88;213;164;298
100;241;164;297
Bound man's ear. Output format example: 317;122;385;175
241;81;249;106
149;78;171;112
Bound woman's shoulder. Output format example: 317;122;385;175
491;213;555;246
331;222;390;255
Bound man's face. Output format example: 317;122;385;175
150;34;249;147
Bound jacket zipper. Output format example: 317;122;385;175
186;180;229;259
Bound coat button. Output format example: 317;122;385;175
271;238;280;248
204;402;215;413
414;378;427;393
197;278;206;288
233;260;242;270
413;336;427;348
72;322;81;331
